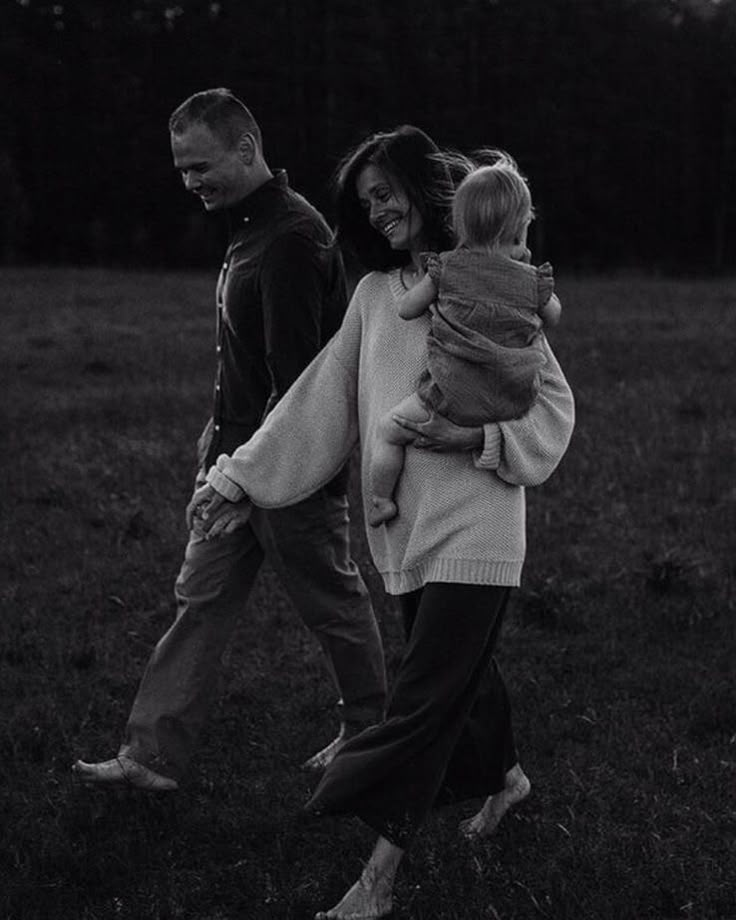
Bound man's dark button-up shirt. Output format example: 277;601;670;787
203;170;348;477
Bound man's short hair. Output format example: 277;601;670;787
169;88;262;151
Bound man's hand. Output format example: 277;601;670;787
391;410;484;452
186;482;253;539
186;483;219;531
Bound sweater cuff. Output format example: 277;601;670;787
473;423;502;470
206;461;246;502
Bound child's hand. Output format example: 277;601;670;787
540;293;562;329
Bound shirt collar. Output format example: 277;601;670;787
226;169;288;230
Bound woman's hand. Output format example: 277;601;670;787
186;483;253;538
391;410;484;452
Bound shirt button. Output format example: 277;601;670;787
214;424;220;432
216;346;222;353
222;262;228;269
243;217;250;224
215;384;221;392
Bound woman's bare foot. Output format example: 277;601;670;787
314;873;392;919
459;764;530;839
72;756;179;791
302;723;353;772
368;498;397;528
315;836;401;920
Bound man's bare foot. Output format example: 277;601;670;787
367;498;397;528
314;870;393;919
302;724;352;772
459;764;531;839
72;756;179;791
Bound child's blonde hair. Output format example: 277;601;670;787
445;150;533;250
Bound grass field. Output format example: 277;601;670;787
1;267;735;920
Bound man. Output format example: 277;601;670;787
73;88;386;790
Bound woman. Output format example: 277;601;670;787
192;126;575;920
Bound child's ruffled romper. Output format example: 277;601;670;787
416;249;553;424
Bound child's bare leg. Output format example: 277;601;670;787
368;431;406;526
314;835;403;920
369;393;429;527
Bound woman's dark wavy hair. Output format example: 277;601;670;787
333;125;454;271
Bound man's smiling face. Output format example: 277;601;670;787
171;122;250;212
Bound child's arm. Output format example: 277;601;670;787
537;261;561;328
540;293;562;328
396;273;438;319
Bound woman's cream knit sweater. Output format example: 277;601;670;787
207;269;575;594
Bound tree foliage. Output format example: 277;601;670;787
2;0;734;270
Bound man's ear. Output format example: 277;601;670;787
238;133;256;165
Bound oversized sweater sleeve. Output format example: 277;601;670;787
206;289;362;507
474;336;575;486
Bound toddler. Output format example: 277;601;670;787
369;151;561;526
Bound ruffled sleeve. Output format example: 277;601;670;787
536;261;555;308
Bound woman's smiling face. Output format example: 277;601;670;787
356;164;425;253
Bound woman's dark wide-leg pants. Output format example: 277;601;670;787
306;583;517;847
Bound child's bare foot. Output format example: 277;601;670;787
459;764;530;839
72;756;179;791
314;870;393;919
368;498;397;528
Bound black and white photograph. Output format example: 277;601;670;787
1;2;734;918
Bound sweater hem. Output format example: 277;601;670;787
379;558;523;595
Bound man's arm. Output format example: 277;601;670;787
201;281;367;514
259;232;332;413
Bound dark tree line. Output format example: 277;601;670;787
2;0;735;272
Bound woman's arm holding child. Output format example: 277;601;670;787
392;338;574;485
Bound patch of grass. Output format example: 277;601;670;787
1;268;735;919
